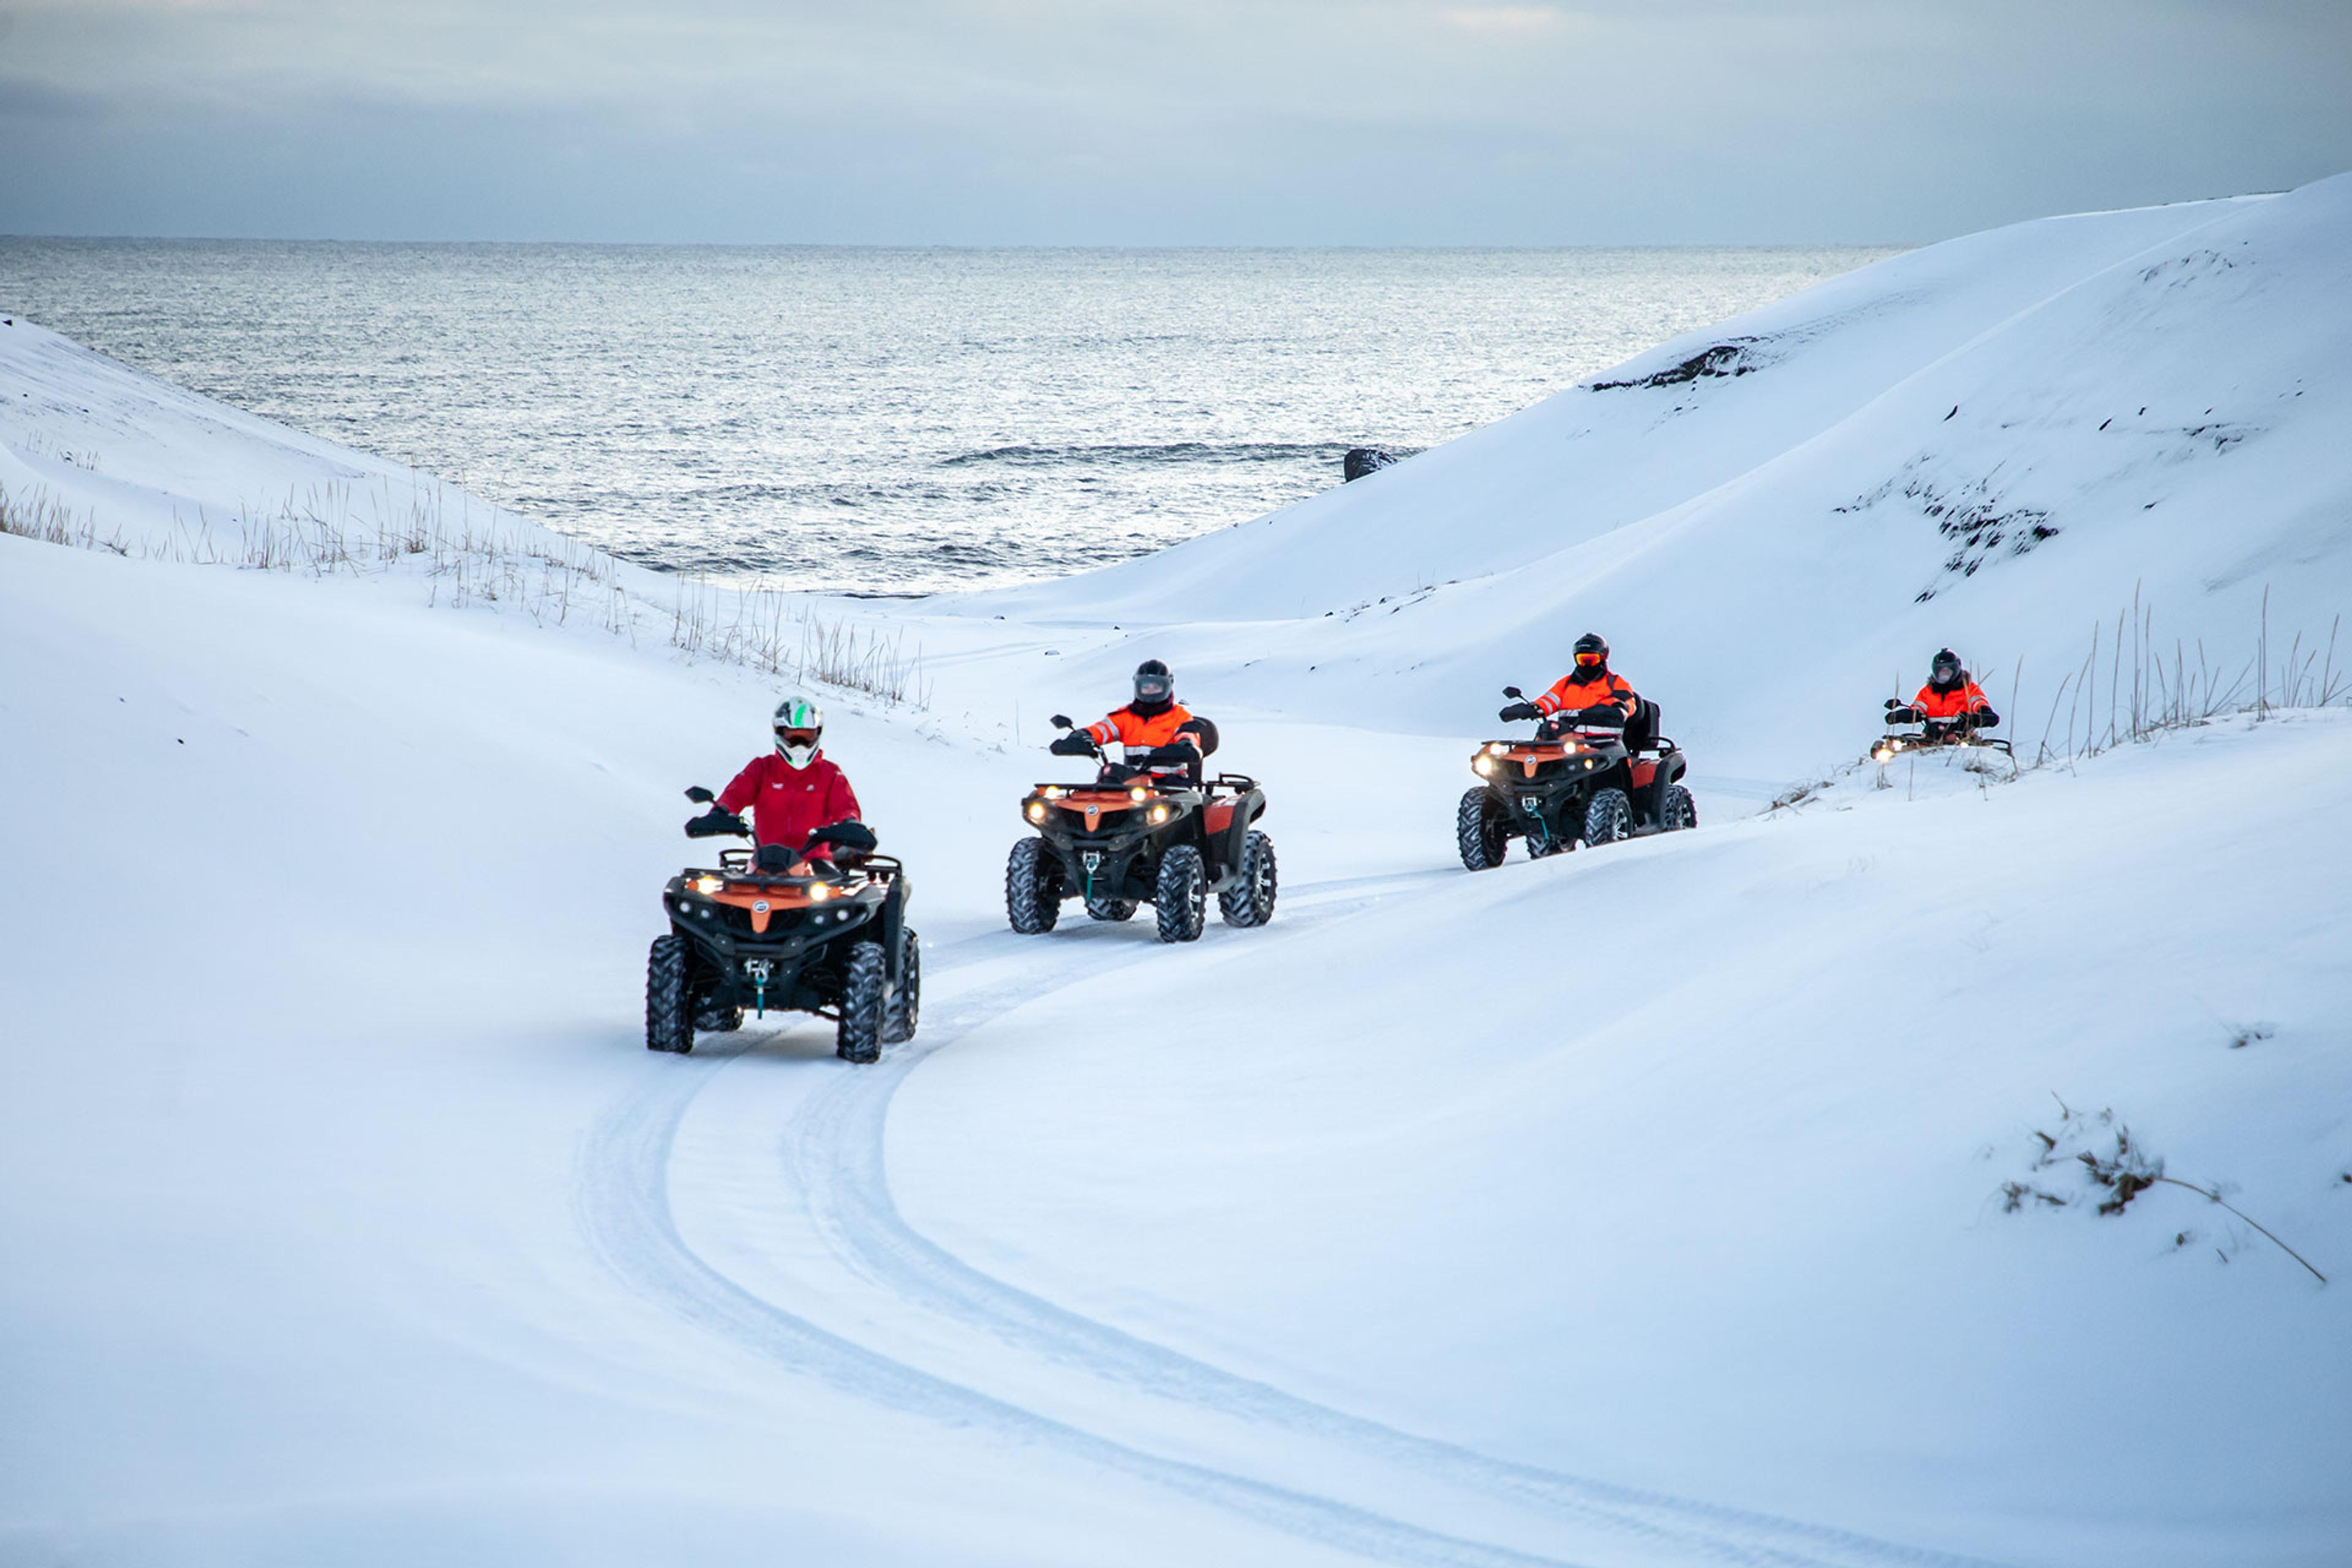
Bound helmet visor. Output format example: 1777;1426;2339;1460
1574;650;1604;668
1134;672;1173;703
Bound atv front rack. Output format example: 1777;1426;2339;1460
1872;731;2012;761
711;850;905;886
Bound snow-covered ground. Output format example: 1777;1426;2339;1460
5;176;2350;1568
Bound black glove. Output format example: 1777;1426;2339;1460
1050;731;1095;756
1577;705;1625;727
1885;705;1922;724
1147;743;1197;768
1498;701;1540;723
685;807;747;839
1097;761;1139;785
806;820;878;858
1966;707;2000;729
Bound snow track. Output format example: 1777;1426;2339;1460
580;871;2007;1568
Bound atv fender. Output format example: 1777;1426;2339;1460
1204;788;1265;886
1631;749;1687;827
878;875;911;980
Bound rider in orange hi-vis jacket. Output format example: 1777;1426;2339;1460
1054;659;1216;775
1504;632;1637;729
1885;649;2000;736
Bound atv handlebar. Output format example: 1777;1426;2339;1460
685;806;750;839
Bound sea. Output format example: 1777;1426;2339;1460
0;241;1893;595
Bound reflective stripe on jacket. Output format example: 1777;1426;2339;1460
1536;669;1636;720
1087;703;1200;752
1913;679;1990;720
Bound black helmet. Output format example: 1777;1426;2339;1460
1931;647;1962;683
1572;632;1608;668
1133;658;1174;706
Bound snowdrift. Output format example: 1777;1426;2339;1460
6;178;2351;1568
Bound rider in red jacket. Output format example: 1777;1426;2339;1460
714;698;862;858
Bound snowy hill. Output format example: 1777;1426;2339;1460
5;181;2351;1568
963;177;2352;796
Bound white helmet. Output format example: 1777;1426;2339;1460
773;697;823;767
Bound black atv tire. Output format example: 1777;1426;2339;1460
1218;831;1278;927
1583;787;1633;846
646;934;693;1054
1006;838;1063;933
836;940;888;1064
1457;786;1509;870
1663;783;1697;832
1155;844;1207;943
1085;891;1137;922
884;928;922;1044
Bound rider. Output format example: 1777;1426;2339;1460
1501;632;1637;731
1052;658;1215;778
706;698;863;860
1885;649;1999;739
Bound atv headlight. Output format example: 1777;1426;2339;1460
1484;742;1510;757
1039;786;1066;800
1149;803;1170;823
1472;755;1496;777
1873;744;1895;763
1026;801;1049;823
808;883;834;902
1129;784;1150;802
690;875;725;895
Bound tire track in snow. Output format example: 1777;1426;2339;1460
584;868;2008;1568
778;881;2009;1568
579;911;1594;1568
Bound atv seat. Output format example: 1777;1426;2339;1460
1623;698;1661;753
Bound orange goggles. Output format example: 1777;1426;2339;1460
1574;651;1604;666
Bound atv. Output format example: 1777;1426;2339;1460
1869;713;2015;780
1869;717;2013;764
1457;686;1696;869
1005;719;1275;943
645;788;919;1063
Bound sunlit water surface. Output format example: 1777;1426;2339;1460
1;241;1892;594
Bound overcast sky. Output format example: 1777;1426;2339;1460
2;0;2348;245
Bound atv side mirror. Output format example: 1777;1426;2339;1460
1502;686;1524;700
685;786;715;804
1050;714;1072;729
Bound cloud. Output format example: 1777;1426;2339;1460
0;0;2346;241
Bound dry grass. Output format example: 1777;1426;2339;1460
2027;586;2345;769
1;473;928;708
2002;1096;2326;1284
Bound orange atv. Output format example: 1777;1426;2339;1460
1458;686;1695;868
1005;718;1275;943
646;788;918;1063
